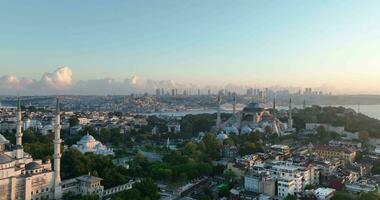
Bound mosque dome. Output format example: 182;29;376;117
224;126;239;135
0;154;13;164
243;102;265;113
0;134;9;144
216;133;229;141
241;126;253;135
80;133;96;143
26;161;42;170
253;127;265;133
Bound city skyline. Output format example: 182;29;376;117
1;1;380;94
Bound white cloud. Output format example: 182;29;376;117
41;66;73;89
0;66;341;95
0;75;20;87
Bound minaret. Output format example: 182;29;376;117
272;98;276;118
272;98;280;136
16;98;23;146
288;98;293;129
216;94;222;131
54;97;62;199
15;97;24;159
166;137;170;149
232;93;236;115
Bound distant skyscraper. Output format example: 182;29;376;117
156;89;161;96
232;93;236;115
171;89;175;96
198;89;201;96
258;91;264;102
208;89;211;96
303;99;306;109
247;88;253;96
304;88;312;96
254;89;259;96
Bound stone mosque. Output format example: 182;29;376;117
215;95;295;138
0;98;104;200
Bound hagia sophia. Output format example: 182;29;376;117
215;95;295;140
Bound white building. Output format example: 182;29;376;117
244;172;275;197
314;188;335;200
250;161;319;199
72;134;114;156
277;178;295;199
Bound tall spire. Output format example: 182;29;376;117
216;94;222;131
166;137;170;149
16;97;23;147
288;98;293;129
272;97;280;136
54;97;62;199
272;98;276;119
232;93;236;115
15;97;24;159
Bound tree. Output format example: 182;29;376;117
223;169;236;184
331;190;355;200
359;191;380;200
61;149;130;189
201;133;221;159
284;194;297;200
61;149;89;179
240;141;263;156
112;188;141;200
63;193;99;200
69;116;80;127
359;130;370;141
113;178;160;200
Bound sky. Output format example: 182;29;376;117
1;0;380;95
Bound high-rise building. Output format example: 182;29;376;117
232;93;236;115
247;88;253;96
156;89;161;96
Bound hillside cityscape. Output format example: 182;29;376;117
2;1;380;200
1;92;380;200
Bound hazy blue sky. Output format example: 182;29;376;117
1;1;380;93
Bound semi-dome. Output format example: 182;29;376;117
26;161;42;170
243;102;265;113
241;126;253;135
224;126;239;135
216;133;229;141
0;154;13;164
0;134;9;144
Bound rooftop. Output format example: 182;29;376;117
77;175;103;183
